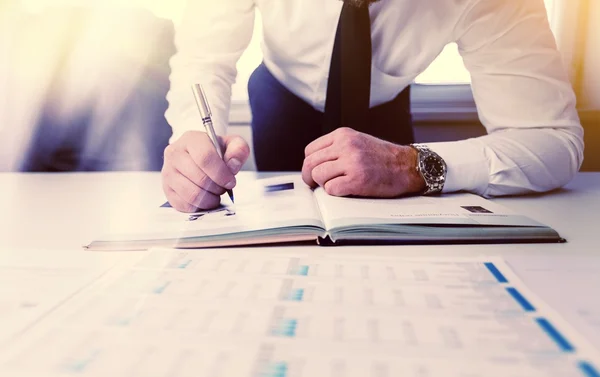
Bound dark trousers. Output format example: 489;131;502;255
248;63;414;171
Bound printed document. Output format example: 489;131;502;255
1;249;598;377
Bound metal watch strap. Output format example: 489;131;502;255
411;144;447;195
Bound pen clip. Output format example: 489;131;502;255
192;84;212;120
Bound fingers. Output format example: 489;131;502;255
162;168;221;211
163;185;196;213
162;131;253;212
182;134;236;191
303;128;358;187
311;160;346;188
162;131;227;212
222;135;251;174
302;146;340;187
304;133;334;157
170;150;225;196
323;175;355;197
304;127;355;157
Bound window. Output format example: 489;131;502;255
414;0;558;85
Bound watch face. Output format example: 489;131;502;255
423;156;444;177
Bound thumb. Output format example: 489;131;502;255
222;134;251;174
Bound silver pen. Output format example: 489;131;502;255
192;84;234;203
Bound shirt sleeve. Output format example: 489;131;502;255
426;0;584;197
165;0;255;143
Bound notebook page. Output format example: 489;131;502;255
95;175;324;244
313;189;544;231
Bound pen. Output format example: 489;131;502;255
192;84;234;203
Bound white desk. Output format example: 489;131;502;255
0;172;599;376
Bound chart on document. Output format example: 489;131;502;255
1;249;599;377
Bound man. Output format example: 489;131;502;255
162;0;583;212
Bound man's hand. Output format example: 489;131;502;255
302;127;425;197
162;131;250;212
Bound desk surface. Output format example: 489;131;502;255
1;172;599;375
0;171;598;256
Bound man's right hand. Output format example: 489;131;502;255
161;131;250;212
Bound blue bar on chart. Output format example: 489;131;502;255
62;350;101;373
484;262;508;283
287;258;310;276
153;281;171;294
536;318;575;353
272;319;298;338
287;289;304;302
113;315;135;327
262;362;289;377
289;266;309;276
506;287;536;312
579;361;600;377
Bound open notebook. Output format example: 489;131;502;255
85;175;563;251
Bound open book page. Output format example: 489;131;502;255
313;189;546;231
98;175;324;243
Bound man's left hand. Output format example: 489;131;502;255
302;127;426;197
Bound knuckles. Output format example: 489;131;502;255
197;174;212;190
237;141;251;158
164;190;193;213
179;202;197;213
182;186;202;206
333;127;356;140
189;147;215;168
337;130;366;155
197;194;220;210
163;144;177;161
325;180;348;197
348;136;364;150
311;164;327;186
324;181;339;196
323;183;337;196
303;153;318;170
349;147;366;162
353;168;370;188
225;135;251;158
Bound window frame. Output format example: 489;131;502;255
229;84;479;125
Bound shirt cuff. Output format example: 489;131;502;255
424;139;490;195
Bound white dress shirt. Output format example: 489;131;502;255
166;0;584;197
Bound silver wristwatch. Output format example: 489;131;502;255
411;144;447;195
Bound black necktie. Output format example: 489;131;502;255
323;2;372;134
